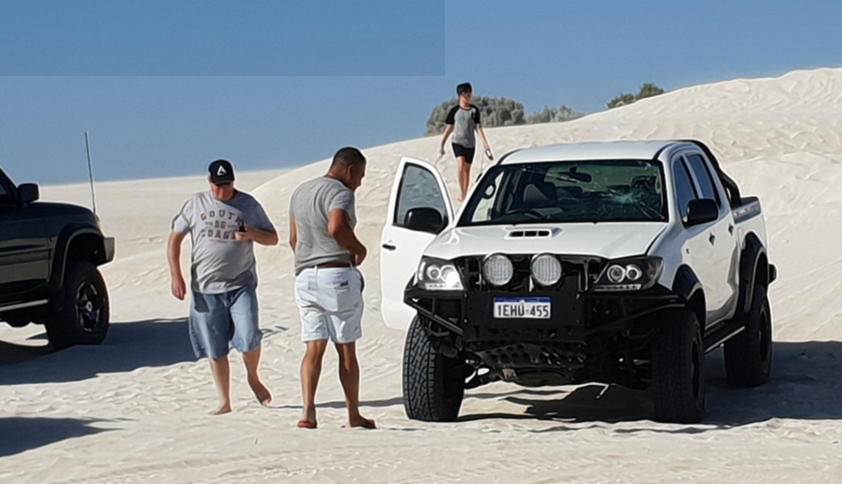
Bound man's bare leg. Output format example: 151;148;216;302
243;347;272;406
336;342;375;429
300;340;329;425
208;356;233;415
458;157;471;201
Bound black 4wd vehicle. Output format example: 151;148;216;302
0;165;114;350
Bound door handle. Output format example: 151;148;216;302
708;233;716;245
382;243;397;251
728;224;734;235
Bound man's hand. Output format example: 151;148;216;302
329;208;367;267
235;223;279;245
353;245;368;267
234;224;251;242
171;275;187;300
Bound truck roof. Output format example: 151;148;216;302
500;140;682;165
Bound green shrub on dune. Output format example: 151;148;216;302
426;83;665;134
608;83;665;109
426;97;582;135
525;105;583;124
426;96;527;135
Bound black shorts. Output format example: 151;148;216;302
452;143;475;164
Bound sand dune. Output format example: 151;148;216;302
3;68;842;483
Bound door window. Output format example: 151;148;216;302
394;164;449;228
685;154;721;207
673;159;698;221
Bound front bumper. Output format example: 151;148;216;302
406;284;685;381
404;284;684;344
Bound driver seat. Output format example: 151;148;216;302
521;180;557;208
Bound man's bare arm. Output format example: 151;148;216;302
167;232;188;300
477;125;494;159
236;224;279;246
440;125;455;153
328;209;367;266
289;215;298;251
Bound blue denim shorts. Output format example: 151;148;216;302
189;285;262;359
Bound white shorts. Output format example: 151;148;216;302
295;266;364;344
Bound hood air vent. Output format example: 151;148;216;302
505;228;560;239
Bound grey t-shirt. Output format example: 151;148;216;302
290;176;356;275
446;104;481;148
172;191;274;294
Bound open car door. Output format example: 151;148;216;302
379;156;454;330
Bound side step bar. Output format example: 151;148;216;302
703;317;745;354
0;299;49;314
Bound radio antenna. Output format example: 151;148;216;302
84;132;98;214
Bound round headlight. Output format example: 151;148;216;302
625;264;643;281
483;254;514;286
531;254;562;286
426;264;442;281
441;266;461;287
607;265;626;283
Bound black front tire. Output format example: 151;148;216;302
651;309;706;423
724;284;772;387
45;260;110;351
403;316;465;422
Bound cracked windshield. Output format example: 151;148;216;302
463;160;667;225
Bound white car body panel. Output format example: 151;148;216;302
379;156;454;330
423;223;667;262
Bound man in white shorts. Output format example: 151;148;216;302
289;147;375;429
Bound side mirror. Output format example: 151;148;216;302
18;183;40;205
686;198;718;226
404;207;445;234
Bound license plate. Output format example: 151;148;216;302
493;297;551;319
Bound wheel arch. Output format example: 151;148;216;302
737;233;770;315
49;225;108;297
672;264;706;334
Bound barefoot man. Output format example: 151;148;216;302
168;159;278;415
289;147;375;429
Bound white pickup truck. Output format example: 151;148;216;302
380;140;777;423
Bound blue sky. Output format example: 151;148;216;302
2;0;842;184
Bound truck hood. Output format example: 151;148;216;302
423;223;667;261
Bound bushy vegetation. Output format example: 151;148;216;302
526;105;583;124
426;96;526;135
425;83;665;134
426;97;582;135
607;83;665;109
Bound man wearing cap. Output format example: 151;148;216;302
168;159;279;415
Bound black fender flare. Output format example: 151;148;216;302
48;224;107;294
672;265;706;330
736;233;768;315
672;265;703;303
